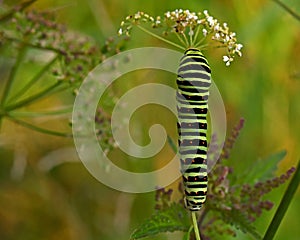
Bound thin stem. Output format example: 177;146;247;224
187;225;194;239
9;106;73;118
4;81;64;111
137;25;185;51
263;161;300;240
87;0;114;36
182;33;190;48
167;135;177;154
192;212;201;240
0;44;26;129
194;31;212;49
211;44;227;49
5;36;66;55
192;26;201;47
1;45;27;106
7;55;59;104
189;27;193;47
272;0;300;21
48;3;77;13
197;44;209;51
5;36;87;56
7;114;72;137
194;38;207;49
175;32;188;49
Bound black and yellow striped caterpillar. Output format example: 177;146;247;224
118;10;242;214
177;48;211;211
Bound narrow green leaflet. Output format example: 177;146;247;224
263;160;300;240
130;203;190;239
272;0;300;22
241;150;287;184
167;135;178;154
182;231;190;240
182;226;193;240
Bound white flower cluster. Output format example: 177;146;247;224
119;11;155;36
118;9;243;66
162;9;200;33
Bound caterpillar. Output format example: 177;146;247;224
118;10;242;213
176;48;211;211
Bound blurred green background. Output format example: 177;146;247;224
0;0;299;239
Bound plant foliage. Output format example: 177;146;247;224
0;1;125;140
130;203;190;240
130;119;295;240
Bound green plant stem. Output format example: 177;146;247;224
192;26;201;47
175;32;188;49
263;161;300;240
189;27;193;47
0;44;27;129
7;55;59;104
186;225;194;239
191;212;201;240
136;25;185;51
7;114;72;137
6;36;65;54
194;31;215;49
4;81;65;111
272;0;300;21
1;45;27;106
5;36;86;56
9;106;73;118
167;135;177;153
182;33;189;48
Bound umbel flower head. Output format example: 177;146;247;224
118;9;243;66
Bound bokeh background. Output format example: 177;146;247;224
0;0;299;239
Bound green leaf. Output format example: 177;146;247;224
182;231;190;240
220;208;262;240
263;161;300;240
241;150;287;184
130;203;190;240
272;0;300;22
